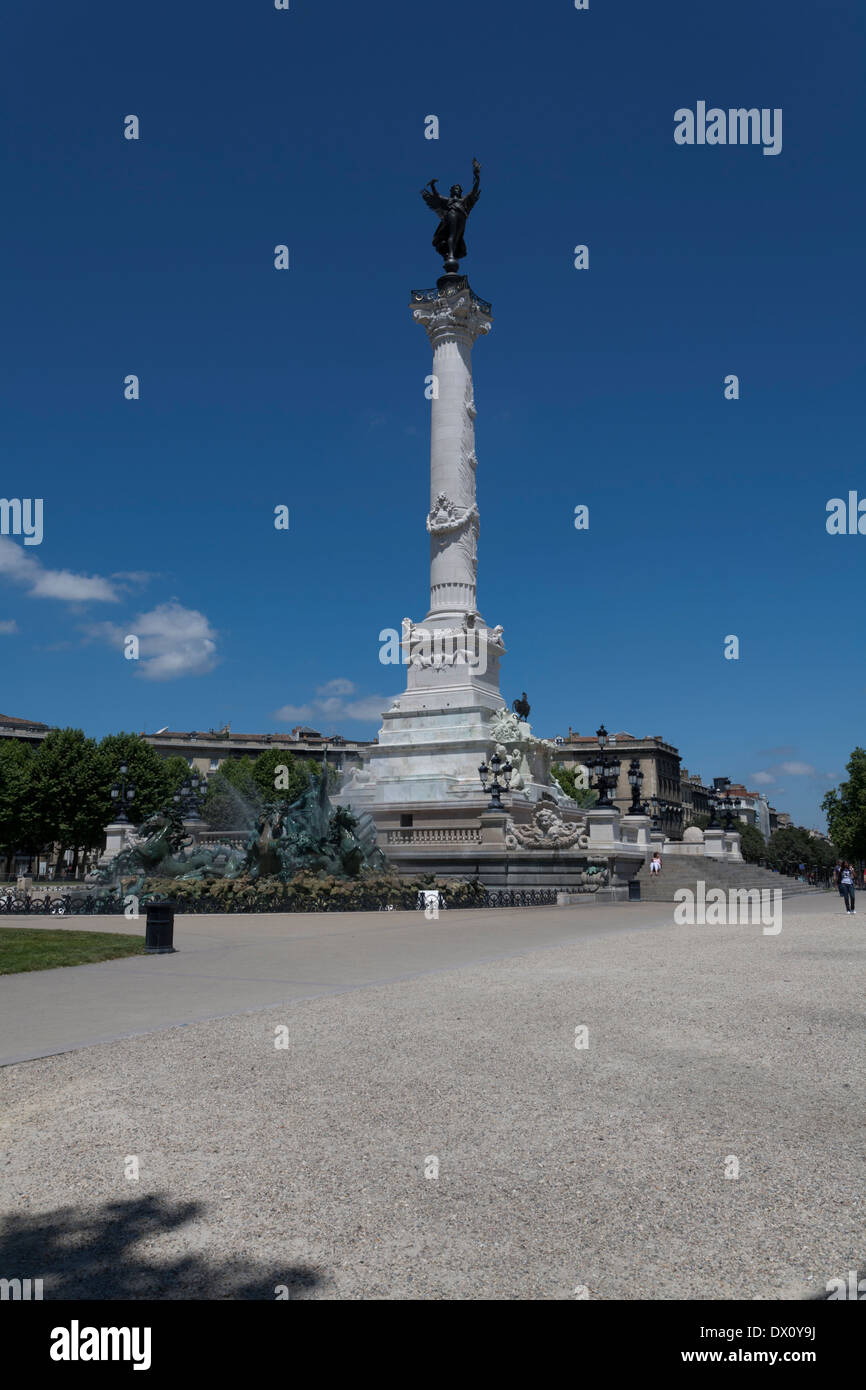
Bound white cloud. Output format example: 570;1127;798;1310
0;619;18;635
0;540;31;583
316;678;355;697
272;703;315;723
273;681;387;726
342;694;389;720
112;570;158;593
751;758;819;788
0;536;118;603
86;601;218;681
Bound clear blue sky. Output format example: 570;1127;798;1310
1;0;863;830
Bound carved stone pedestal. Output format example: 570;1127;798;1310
620;813;651;849
99;821;133;867
704;828;726;859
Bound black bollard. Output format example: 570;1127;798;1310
144;900;176;954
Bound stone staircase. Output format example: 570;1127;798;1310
635;854;829;902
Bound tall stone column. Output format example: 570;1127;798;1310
335;273;506;807
411;276;492;622
396;274;505;713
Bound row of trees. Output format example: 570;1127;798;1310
0;731;335;875
0;731;192;875
757;824;836;873
686;815;837;869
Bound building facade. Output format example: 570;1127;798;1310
723;784;771;840
141;725;373;778
549;729;684;838
0;713;53;749
680;769;712;827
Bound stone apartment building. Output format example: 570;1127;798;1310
140;724;373;778
680;769;712;827
723;783;772;840
0;712;53;749
548;729;685;838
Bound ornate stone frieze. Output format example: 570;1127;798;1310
426;492;480;536
505;804;590;851
401;615;501;670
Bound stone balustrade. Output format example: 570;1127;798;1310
386;827;482;845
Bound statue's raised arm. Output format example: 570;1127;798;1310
464;157;481;213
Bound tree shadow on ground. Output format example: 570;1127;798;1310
0;1195;325;1299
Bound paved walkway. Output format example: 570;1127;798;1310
0;900;677;1065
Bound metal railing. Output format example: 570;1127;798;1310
0;885;561;915
457;888;560;908
0;891;124;916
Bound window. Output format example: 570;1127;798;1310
400;814;413;828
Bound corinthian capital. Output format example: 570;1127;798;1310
410;282;492;345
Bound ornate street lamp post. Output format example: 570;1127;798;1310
174;774;208;822
588;724;621;808
479;750;513;811
627;758;644;813
710;778;733;832
110;761;137;824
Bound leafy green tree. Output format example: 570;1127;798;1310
551;763;598;808
253;749;307;803
0;740;37;872
252;750;331;803
31;728;105;873
737;822;767;863
97;733;178;827
203;752;338;830
822;748;866;863
202;757;260;830
163;756;192;799
766;825;836;875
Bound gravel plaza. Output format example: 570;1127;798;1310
0;893;860;1301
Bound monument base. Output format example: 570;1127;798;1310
334;789;646;894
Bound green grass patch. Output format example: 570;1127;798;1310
0;928;146;975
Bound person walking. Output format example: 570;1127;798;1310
839;862;856;914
